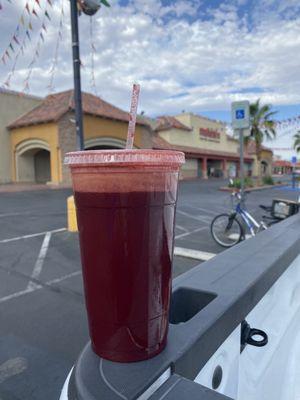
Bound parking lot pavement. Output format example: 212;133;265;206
0;179;298;399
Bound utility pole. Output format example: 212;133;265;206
70;0;84;151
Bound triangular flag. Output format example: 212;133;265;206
47;0;52;5
1;55;6;65
13;35;20;45
45;10;51;20
32;8;39;18
35;0;41;8
28;22;33;30
26;30;31;40
9;43;14;52
20;45;24;55
5;50;10;59
42;23;47;31
40;32;44;42
0;3;3;11
20;15;25;25
25;2;30;14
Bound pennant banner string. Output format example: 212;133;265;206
47;0;64;94
89;16;98;97
0;0;38;65
22;0;53;93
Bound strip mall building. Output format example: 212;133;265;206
0;89;273;184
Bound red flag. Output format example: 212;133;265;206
32;8;39;18
35;0;41;8
25;2;30;14
13;35;20;45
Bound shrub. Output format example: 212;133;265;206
262;175;274;185
245;177;254;187
228;177;254;188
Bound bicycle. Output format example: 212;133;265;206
210;189;277;248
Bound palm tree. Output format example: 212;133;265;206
293;132;300;152
245;99;277;181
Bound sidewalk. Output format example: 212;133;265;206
0;183;71;193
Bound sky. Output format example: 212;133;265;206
1;0;300;159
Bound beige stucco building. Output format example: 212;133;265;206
0;89;41;183
0;90;273;185
7;90;152;184
152;113;273;180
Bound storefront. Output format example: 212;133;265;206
153;113;254;179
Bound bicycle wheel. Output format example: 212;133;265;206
211;213;243;247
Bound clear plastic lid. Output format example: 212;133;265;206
64;149;185;167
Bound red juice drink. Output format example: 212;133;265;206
65;150;185;362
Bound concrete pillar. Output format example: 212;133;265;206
202;157;208;179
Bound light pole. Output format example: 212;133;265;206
69;0;110;151
70;0;84;151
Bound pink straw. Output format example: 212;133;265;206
126;83;140;149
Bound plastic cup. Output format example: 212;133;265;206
65;149;185;362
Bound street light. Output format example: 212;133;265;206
69;0;110;150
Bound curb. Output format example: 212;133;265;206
219;183;287;192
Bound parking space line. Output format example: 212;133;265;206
177;209;211;224
175;224;189;233
0;271;81;304
0;228;66;244
175;226;207;239
0;211;31;218
27;232;52;291
183;204;220;216
174;246;216;261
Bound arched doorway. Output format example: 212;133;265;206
84;137;136;150
34;150;51;183
15;139;51;183
261;160;270;176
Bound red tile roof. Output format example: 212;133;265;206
153;136;253;162
8;90;149;129
155;116;192;132
273;160;294;167
246;140;273;154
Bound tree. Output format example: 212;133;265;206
293;132;300;153
245;99;277;180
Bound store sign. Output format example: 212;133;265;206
200;128;220;142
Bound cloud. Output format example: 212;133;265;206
1;0;300;123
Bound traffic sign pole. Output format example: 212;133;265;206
239;129;245;202
231;101;250;203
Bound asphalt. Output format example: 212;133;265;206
0;177;298;399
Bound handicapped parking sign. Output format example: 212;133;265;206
232;101;250;130
236;109;245;120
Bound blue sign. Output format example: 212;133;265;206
292;156;297;164
236;109;245;120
